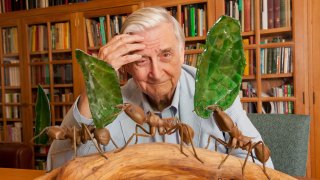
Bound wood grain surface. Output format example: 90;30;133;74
38;143;296;180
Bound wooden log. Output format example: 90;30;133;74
38;143;296;180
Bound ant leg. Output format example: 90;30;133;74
184;124;204;163
205;135;227;150
73;126;77;157
251;141;271;180
83;124;108;160
218;148;233;169
241;142;253;176
114;132;152;153
110;137;119;149
134;124;151;144
29;127;49;143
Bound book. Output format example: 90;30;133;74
242;38;250;75
274;0;281;28
261;0;268;29
99;16;107;45
243;0;251;32
267;0;274;29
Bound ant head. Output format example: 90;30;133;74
115;103;130;110
206;105;221;112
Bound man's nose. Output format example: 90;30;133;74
148;58;162;79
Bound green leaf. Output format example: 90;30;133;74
34;85;51;144
76;49;123;128
194;15;246;118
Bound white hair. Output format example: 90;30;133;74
121;7;185;51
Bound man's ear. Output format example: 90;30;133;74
180;48;185;64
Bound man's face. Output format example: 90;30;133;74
126;22;184;108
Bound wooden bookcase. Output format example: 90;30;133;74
223;0;308;115
20;13;78;168
0;18;24;143
0;0;312;175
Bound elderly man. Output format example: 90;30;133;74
47;7;273;170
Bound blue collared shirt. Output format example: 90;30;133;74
47;64;274;170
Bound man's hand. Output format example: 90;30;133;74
98;34;145;70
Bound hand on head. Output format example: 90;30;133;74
98;34;146;71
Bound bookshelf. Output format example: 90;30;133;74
224;0;307;115
0;0;91;13
21;13;77;169
0;19;24;143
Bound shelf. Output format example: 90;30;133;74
185;49;203;54
4;86;21;89
3;118;22;122
260;42;294;48
243;75;256;80
260;27;292;35
30;51;49;55
261;97;296;102
185;36;206;42
35;153;48;157
2;53;19;57
52;49;72;53
240;97;259;103
261;73;293;79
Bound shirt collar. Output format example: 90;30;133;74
141;80;180;116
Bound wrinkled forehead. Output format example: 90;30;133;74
132;23;178;54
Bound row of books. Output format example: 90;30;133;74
242;102;257;113
166;7;177;20
225;0;291;31
4;92;21;119
2;27;18;54
270;84;293;114
261;0;291;29
35;158;46;170
32;88;73;102
55;104;72;119
29;25;48;52
225;0;255;32
3;59;20;86
260;38;292;74
240;81;255;98
182;4;207;37
53;64;73;84
184;54;200;67
85;17;107;48
184;43;205;67
31;64;50;85
109;15;127;38
243;37;255;75
54;89;73;118
185;42;205;50
51;22;71;50
0;0;90;13
0;122;22;142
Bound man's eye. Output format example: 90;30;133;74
161;52;172;60
135;59;150;66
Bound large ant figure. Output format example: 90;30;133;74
206;105;271;179
115;103;203;163
31;123;118;160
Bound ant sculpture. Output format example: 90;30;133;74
115;103;203;163
206;105;271;179
31;124;118;160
